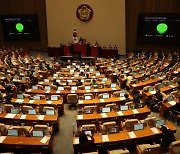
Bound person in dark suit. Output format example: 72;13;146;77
53;79;60;87
76;79;83;86
160;125;176;147
78;132;95;152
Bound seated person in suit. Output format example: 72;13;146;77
53;79;60;87
91;79;97;85
76;79;83;86
124;93;131;103
132;90;141;104
79;132;95;152
159;125;176;147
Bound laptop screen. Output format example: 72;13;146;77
83;130;92;136
102;78;108;81
32;130;44;137
168;96;173;102
134;123;144;131
148;87;154;91
158;84;164;89
84;109;92;114
53;74;58;77
8;129;18;136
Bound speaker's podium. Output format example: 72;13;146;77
73;44;86;57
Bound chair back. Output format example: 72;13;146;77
143;117;156;127
124;119;139;131
169;140;180;154
84;106;96;114
101;121;116;132
67;94;78;104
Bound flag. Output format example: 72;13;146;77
72;26;79;44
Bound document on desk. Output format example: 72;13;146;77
74;138;79;144
38;115;45;120
121;97;126;100
150;127;159;134
112;88;116;91
128;131;136;138
5;113;16;118
86;90;90;93
28;100;35;104
27;89;31;92
100;99;104;102
117;111;124;116
15;99;24;103
102;135;109;142
39;82;43;84
132;84;137;87
150;91;156;94
71;90;75;93
20;114;27;119
40;136;50;144
170;85;175;88
77;115;83;120
45;90;50;93
78;100;84;104
101;113;108;118
56;90;61;94
0;136;6;143
47;101;52;104
168;101;176;106
94;89;98;92
132;109;139;114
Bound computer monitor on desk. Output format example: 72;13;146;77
28;109;36;115
102;107;111;113
82;130;92;136
58;86;64;91
51;95;58;101
103;93;110;99
85;95;92;100
134;123;144;131
85;85;91;90
45;86;51;91
32;130;44;137
108;126;120;134
46;109;55;116
167;96;174;102
32;85;38;90
111;83;117;88
71;86;78;91
8;129;18;136
156;119;165;127
120;105;129;111
34;95;40;100
11;108;19;114
120;92;126;97
17;94;23;99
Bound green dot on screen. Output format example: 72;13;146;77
16;23;24;32
157;23;168;34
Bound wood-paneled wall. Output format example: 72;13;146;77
0;0;48;51
126;0;180;53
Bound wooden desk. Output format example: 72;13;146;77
130;77;163;91
159;98;179;117
78;96;132;108
0;135;52;154
73;122;176;154
11;98;64;115
26;86;121;96
76;107;151;126
0;112;59;131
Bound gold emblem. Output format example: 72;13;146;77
76;4;93;22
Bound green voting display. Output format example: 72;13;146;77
16;23;24;32
157;23;168;34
